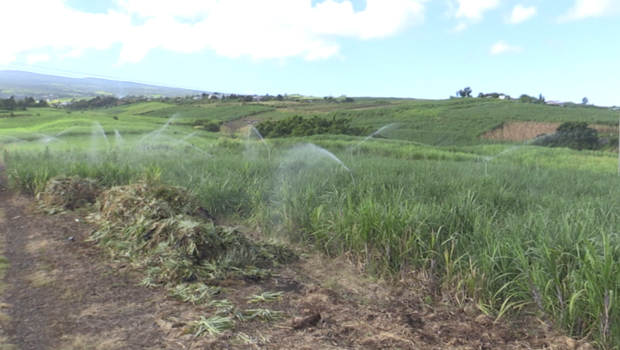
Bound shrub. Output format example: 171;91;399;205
255;115;371;138
193;119;222;132
533;122;599;150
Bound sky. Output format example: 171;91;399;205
1;0;619;106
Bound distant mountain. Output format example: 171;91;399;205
0;70;207;100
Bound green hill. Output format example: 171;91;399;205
2;96;616;147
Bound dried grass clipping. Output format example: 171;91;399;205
41;176;101;210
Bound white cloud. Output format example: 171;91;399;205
506;4;537;24
559;0;620;21
0;0;131;63
453;0;499;20
304;45;341;61
62;50;84;59
449;0;499;31
0;53;17;65
453;22;468;32
490;40;523;55
26;54;50;64
118;0;428;62
0;0;428;65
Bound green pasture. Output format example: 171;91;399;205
2;98;620;347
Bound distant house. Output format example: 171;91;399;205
482;93;508;99
546;100;565;106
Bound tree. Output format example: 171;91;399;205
519;94;537;103
457;87;472;98
534;122;599;150
582;97;588;105
1;96;17;110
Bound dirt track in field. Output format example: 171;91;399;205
0;165;593;350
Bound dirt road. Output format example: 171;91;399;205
0;171;171;349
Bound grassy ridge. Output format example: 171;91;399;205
331;99;618;145
2;98;616;146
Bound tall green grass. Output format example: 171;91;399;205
5;141;620;349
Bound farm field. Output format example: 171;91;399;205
1;97;619;349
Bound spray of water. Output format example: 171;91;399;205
485;133;550;162
246;126;271;158
161;135;213;157
0;136;26;144
282;143;354;185
351;123;398;152
114;129;124;146
93;121;110;149
33;132;67;143
152;114;178;144
248;126;268;145
482;134;551;175
55;126;76;137
305;144;351;173
139;113;179;146
180;132;197;143
138;129;158;144
485;145;521;161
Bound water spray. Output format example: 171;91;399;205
350;123;398;156
247;126;271;159
93;121;110;149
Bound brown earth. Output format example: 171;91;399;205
483;122;617;141
0;166;593;350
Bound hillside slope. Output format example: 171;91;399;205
0;70;206;100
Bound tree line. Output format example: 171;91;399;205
67;96;122;110
255;115;371;138
0;96;48;110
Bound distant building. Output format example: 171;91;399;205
546;100;565;106
482;93;508;99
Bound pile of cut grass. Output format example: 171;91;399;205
37;177;295;286
87;182;296;285
39;176;101;211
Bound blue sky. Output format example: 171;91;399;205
1;0;619;106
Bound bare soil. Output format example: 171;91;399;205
0;167;593;350
483;122;617;141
